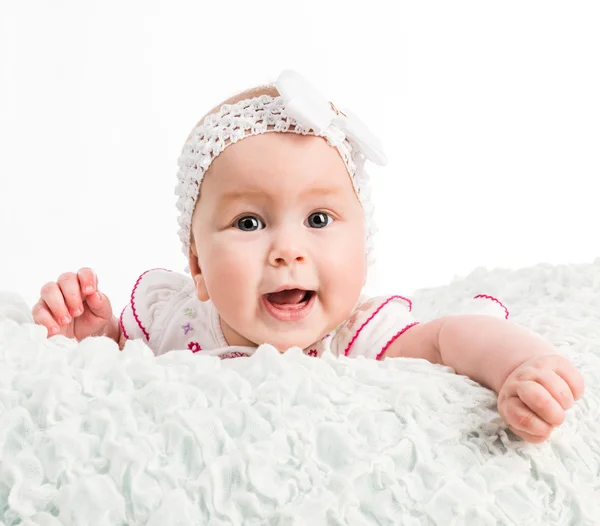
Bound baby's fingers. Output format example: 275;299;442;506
57;272;86;317
517;380;566;427
77;267;97;295
40;281;73;326
533;369;575;411
32;300;60;336
553;357;585;401
84;290;112;321
503;396;554;439
507;424;549;444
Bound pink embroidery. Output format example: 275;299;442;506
305;349;318;357
473;294;510;319
119;306;129;340
220;351;248;360
344;295;413;357
188;341;202;353
130;268;172;342
182;322;193;335
376;322;420;360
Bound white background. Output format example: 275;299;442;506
1;0;599;311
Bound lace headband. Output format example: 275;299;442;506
175;70;387;270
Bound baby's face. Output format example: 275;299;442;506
190;133;367;351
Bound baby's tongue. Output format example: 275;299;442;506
267;289;306;305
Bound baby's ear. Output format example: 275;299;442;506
189;244;210;302
193;273;210;302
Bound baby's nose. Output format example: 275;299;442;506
269;244;306;266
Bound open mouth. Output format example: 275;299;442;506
262;288;316;322
264;289;315;309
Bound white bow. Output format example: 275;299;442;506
275;70;388;166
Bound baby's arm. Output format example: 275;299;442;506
389;315;553;392
386;315;580;392
386;315;585;442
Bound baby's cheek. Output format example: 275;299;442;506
205;245;250;296
322;270;363;327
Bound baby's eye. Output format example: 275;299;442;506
306;212;333;229
235;215;265;231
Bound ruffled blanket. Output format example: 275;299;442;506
1;260;599;525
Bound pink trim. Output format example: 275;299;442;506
376;322;420;360
344;295;413;357
119;306;129;340
130;268;172;342
473;294;510;319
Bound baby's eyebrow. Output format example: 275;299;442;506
301;186;344;198
217;190;267;205
218;186;343;205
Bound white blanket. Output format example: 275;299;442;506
1;260;599;525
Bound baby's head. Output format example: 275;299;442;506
175;71;386;351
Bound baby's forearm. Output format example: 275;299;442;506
437;315;556;393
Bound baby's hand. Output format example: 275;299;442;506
32;267;113;341
497;354;585;443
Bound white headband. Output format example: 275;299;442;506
175;70;387;271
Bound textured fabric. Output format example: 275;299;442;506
1;259;599;524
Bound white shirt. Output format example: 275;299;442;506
119;269;509;360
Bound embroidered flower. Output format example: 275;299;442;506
275;70;387;166
184;308;196;318
182;322;193;335
305;349;318;358
188;341;201;353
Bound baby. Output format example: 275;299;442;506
32;70;584;444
